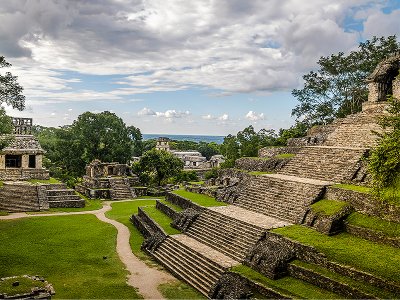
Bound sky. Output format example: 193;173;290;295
1;0;400;136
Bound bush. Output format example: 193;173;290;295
204;167;219;180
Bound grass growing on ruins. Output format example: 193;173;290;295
0;276;47;297
105;199;158;263
158;281;206;299
0;215;141;299
141;206;180;235
248;171;273;175
272;225;400;282
333;183;371;194
290;260;398;299
310;199;349;216
159;199;184;212
274;153;296;159
173;190;227;207
188;181;205;185
0;210;8;216
347;212;400;237
231;265;343;299
27;177;61;184
0;181;3;187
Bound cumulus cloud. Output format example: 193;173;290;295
138;107;156;116
155;110;190;118
245;111;265;121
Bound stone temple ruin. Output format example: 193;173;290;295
155;137;225;169
131;53;400;298
0;118;84;212
76;159;140;200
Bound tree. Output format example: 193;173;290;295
0;107;14;150
127;125;143;157
35;111;135;179
292;36;400;125
275;122;308;146
0;56;25;110
198;142;220;160
368;96;400;202
138;149;184;186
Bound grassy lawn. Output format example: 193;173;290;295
347;212;400;237
141;206;180;235
310;199;349;216
172;190;227;207
272;225;400;282
105;199;158;263
158;281;205;299
231;265;342;299
333;183;371;194
0;276;47;297
27;178;61;184
0;215;141;299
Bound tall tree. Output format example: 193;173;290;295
292;35;400;125
0;56;25;110
0;107;14;150
138;149;184;186
127;125;143;157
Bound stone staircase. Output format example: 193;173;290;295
153;234;239;297
45;184;85;208
184;209;266;262
109;178;135;200
234;174;327;223
0;182;41;212
278;146;368;182
323;112;382;148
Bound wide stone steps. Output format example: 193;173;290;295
110;180;134;200
153;236;233;296
278;146;368;182
234;175;324;223
184;210;265;262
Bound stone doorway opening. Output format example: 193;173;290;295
5;155;22;168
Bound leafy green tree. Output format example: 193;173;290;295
0;56;25;110
127;125;143;156
0;107;14;150
292;35;400;125
138;149;184;186
369;96;400;202
275;122;308;146
220;134;239;160
198;142;220;160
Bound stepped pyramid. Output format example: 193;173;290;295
133;53;400;298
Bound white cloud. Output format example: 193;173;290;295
202;114;216;120
155;110;190;118
245;111;265;121
218;113;229;121
138;107;156;116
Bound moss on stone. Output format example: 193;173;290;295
333;184;371;194
173;190;227;207
347;212;400;238
141;206;180;235
311;199;349;216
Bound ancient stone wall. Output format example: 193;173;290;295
234;157;291;172
258;146;301;158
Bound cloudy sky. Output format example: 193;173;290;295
1;0;400;135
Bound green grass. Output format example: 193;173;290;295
105;199;159;264
347;212;400;238
0;181;3;188
333;184;371;194
0;215;141;299
0;210;9;216
158;281;206;299
272;225;400;282
159;199;184;212
231;265;342;299
0;276;47;296
172;190;227;207
380;180;400;206
310;199;349;216
290;260;397;299
141;206;180;235
248;171;273;176
274;153;296;159
27;178;61;184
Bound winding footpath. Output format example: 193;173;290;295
0;201;176;299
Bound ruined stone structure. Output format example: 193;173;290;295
131;54;400;299
76;160;139;200
0;118;49;181
155;137;225;169
0;118;84;212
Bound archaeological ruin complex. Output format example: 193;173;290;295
131;53;400;298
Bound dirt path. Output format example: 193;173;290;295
0;201;176;299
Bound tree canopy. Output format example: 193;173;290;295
292;35;400;125
35;111;141;182
0;56;25;110
0;107;14;150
